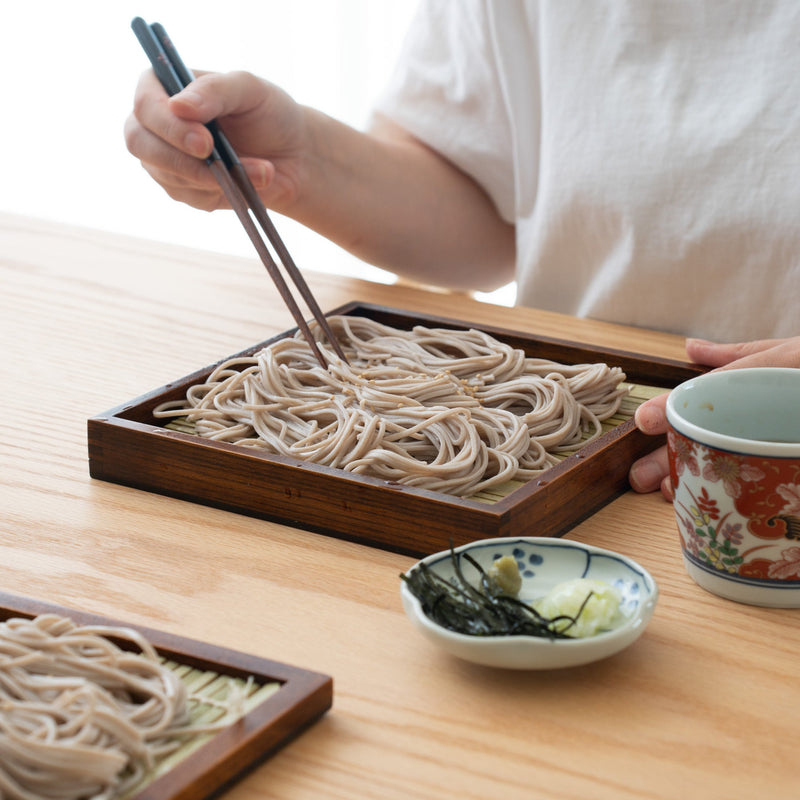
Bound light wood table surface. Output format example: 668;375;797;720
1;212;797;800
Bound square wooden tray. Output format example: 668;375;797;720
88;302;702;557
0;591;332;799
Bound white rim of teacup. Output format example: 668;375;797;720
665;367;800;457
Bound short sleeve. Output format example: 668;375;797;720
373;0;517;222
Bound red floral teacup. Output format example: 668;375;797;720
666;368;800;607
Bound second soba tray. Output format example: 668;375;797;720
0;591;332;799
88;302;702;557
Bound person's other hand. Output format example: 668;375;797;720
629;337;800;499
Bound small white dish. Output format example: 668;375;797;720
400;537;658;670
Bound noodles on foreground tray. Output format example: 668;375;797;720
155;316;629;497
0;614;248;799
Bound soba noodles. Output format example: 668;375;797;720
155;316;629;497
0;614;243;799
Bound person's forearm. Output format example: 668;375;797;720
291;110;516;292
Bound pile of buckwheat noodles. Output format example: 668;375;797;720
0;614;240;799
155;316;628;497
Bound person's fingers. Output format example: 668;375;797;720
238;157;272;190
629;444;671;494
130;70;215;159
686;337;798;369
140;164;227;211
124;113;216;183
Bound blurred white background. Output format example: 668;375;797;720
0;1;419;286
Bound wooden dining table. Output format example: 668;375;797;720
1;211;797;800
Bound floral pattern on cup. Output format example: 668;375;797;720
668;428;800;582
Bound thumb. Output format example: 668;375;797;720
168;71;263;124
634;391;669;435
169;87;217;123
166;72;265;164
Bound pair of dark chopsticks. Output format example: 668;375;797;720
131;17;347;368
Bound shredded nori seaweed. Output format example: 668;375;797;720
402;546;592;638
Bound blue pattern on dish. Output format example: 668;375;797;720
425;539;653;616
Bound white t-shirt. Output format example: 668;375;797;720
375;0;800;341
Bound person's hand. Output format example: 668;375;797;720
124;69;309;213
629;336;800;499
124;69;516;291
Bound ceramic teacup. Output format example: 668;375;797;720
666;368;800;607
